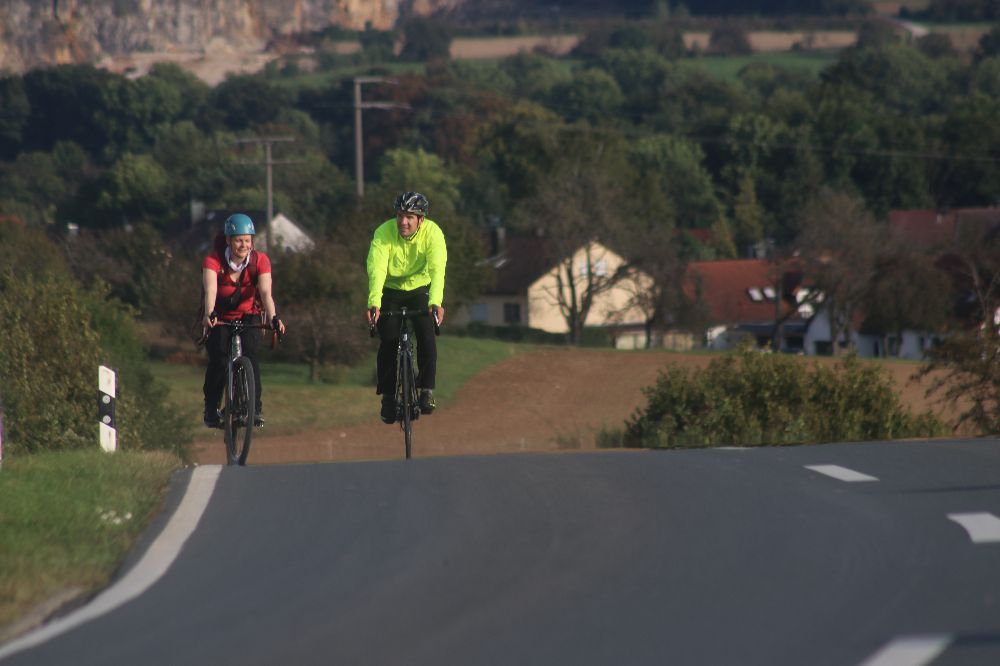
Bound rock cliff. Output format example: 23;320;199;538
0;0;462;74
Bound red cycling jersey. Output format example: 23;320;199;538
202;250;272;321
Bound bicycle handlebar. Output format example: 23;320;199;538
210;317;284;349
369;307;441;337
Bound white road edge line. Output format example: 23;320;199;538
947;512;1000;544
0;465;222;661
805;464;879;483
857;635;952;666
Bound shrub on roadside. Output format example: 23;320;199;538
81;282;192;458
623;345;947;448
0;270;100;453
0;268;191;458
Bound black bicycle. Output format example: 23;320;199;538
370;306;440;459
212;317;280;466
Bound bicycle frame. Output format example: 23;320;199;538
371;306;439;459
214;318;274;466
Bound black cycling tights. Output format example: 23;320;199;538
376;287;437;396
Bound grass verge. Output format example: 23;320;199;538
0;450;180;634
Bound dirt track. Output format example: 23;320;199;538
190;349;964;466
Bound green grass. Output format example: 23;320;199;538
680;50;838;82
0;450;180;632
151;335;531;440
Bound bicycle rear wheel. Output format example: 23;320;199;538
400;350;413;460
225;356;256;466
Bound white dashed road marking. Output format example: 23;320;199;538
858;635;951;666
947;512;1000;544
805;464;879;483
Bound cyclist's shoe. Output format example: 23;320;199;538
380;396;396;424
254;411;265;428
418;389;436;414
203;408;222;429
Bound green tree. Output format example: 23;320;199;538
279;241;368;381
399;17;453;62
630;134;723;228
476;102;564;205
87;153;173;228
548;68;624;124
0;75;29;159
500;52;572;101
207;75;288;131
20;65;124;160
917;218;1000;433
934;94;1000;207
708;25;752;55
862;243;951;357
359;25;394;63
796;189;881;356
731;171;765;252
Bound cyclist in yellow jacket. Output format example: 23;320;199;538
366;192;448;423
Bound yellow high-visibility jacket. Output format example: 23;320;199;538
366;218;447;308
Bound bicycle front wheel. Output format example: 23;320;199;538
225;356;256;466
400;350;413;460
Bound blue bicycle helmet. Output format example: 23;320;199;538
224;213;256;236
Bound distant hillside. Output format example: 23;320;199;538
0;0;460;74
0;0;875;75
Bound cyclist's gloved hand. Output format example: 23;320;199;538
271;315;286;337
431;305;445;326
367;307;379;326
204;310;218;328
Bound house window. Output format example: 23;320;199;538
748;288;764;302
503;302;521;324
577;259;608;278
468;302;488;322
762;286;776;301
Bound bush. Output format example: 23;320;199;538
81;282;192;458
0;271;100;453
0;268;191;458
623;345;947;448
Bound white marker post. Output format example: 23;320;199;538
98;366;117;453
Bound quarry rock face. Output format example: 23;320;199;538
0;0;458;73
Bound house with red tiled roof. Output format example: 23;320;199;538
684;258;817;352
889;207;1000;249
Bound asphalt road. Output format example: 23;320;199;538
3;439;1000;666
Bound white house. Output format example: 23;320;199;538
455;235;654;348
260;213;314;252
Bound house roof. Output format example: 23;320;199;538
264;212;314;252
685;258;806;325
888;207;1000;248
487;235;558;295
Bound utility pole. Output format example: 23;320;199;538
235;136;299;251
353;77;408;197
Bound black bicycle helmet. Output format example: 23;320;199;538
393;191;430;216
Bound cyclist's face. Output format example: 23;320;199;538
396;213;423;239
228;234;253;259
